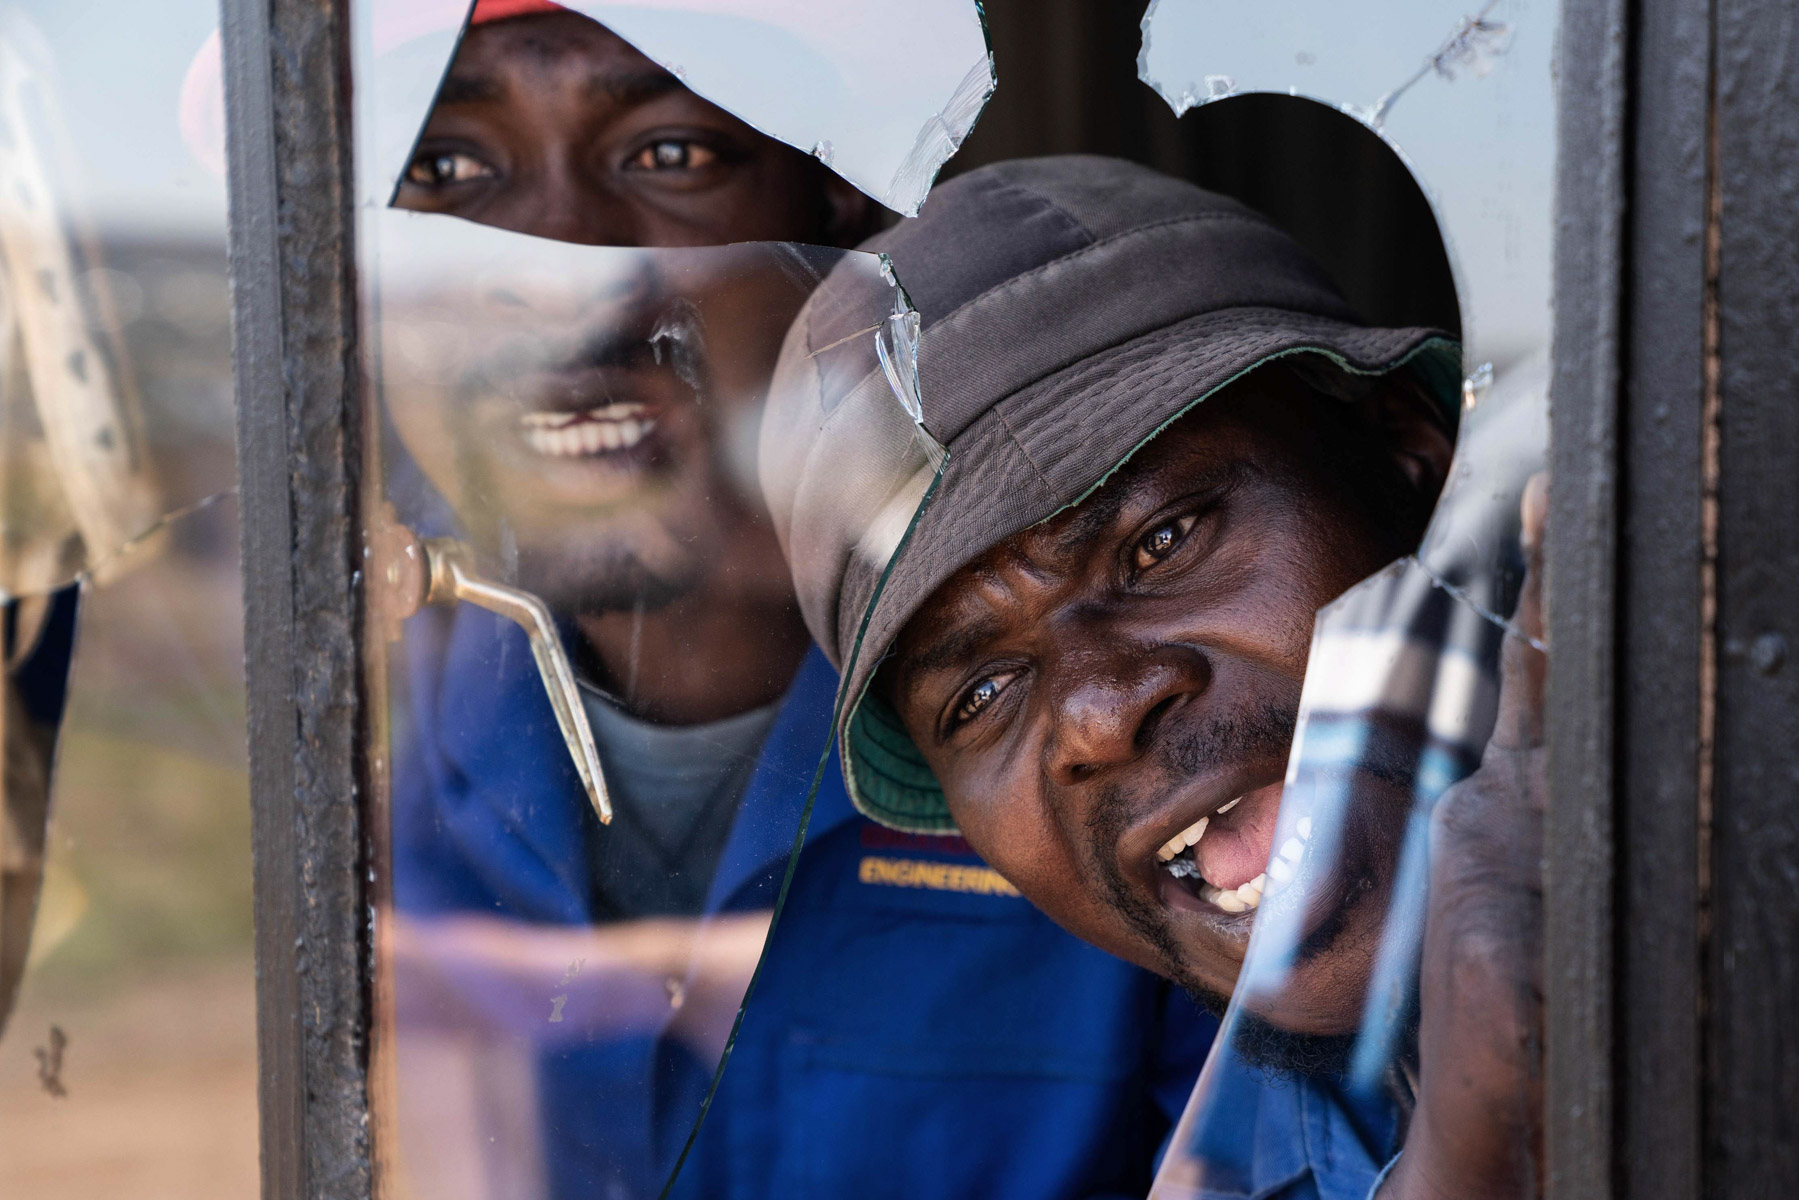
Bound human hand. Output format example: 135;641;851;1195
1382;473;1547;1200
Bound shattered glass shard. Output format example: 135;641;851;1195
565;0;994;215
1138;0;1554;371
1429;8;1513;80
363;210;947;1196
873;253;944;466
1371;0;1512;125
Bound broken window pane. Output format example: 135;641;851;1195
362;0;993;238
1131;2;1552;1195
1141;0;1552;370
1;0;1571;1193
355;3;1553;1199
351;9;1228;1200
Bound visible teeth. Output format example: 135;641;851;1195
1198;871;1269;912
1199;881;1258;913
520;406;658;457
523;426;577;457
519;402;648;428
1165;851;1267;912
1155;796;1276;915
1213;889;1248;913
1156;815;1208;862
1254;828;1309;897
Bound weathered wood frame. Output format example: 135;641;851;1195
1548;0;1799;1193
222;0;370;1194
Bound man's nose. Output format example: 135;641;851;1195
1044;643;1205;786
496;169;642;247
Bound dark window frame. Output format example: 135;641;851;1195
222;0;370;1193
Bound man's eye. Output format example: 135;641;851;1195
626;140;720;171
405;151;495;188
952;676;1005;727
1134;514;1198;570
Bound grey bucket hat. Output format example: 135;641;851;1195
760;155;1460;833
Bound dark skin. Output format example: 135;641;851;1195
393;11;876;248
888;370;1547;1194
391;11;879;723
888;369;1452;1027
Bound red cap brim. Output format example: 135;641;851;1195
470;0;571;23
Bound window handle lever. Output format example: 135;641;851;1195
370;512;611;825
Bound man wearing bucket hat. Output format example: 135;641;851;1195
365;6;1220;1198
765;154;1546;1198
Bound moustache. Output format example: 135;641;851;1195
1082;698;1297;842
1079;700;1299;993
1160;701;1298;780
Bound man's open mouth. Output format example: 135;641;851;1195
518;402;660;458
1154;793;1311;914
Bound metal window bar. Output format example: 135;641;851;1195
221;0;372;1195
1547;0;1799;1196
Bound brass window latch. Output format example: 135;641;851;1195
368;506;611;825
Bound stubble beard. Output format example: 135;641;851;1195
1083;700;1300;1006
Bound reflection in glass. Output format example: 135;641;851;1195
351;9;1223;1200
366;210;940;1197
0;7;238;597
0;14;156;597
0;504;251;1197
0;1;252;1195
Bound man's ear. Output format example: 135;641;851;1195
820;172;888;249
1357;375;1455;509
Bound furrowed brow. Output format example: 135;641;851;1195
902;614;1005;682
1045;482;1136;559
1045;459;1244;560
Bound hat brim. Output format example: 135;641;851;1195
840;308;1461;833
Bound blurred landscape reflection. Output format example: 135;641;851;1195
0;2;254;1195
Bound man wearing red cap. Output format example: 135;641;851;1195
395;0;879;248
382;6;1216;1200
